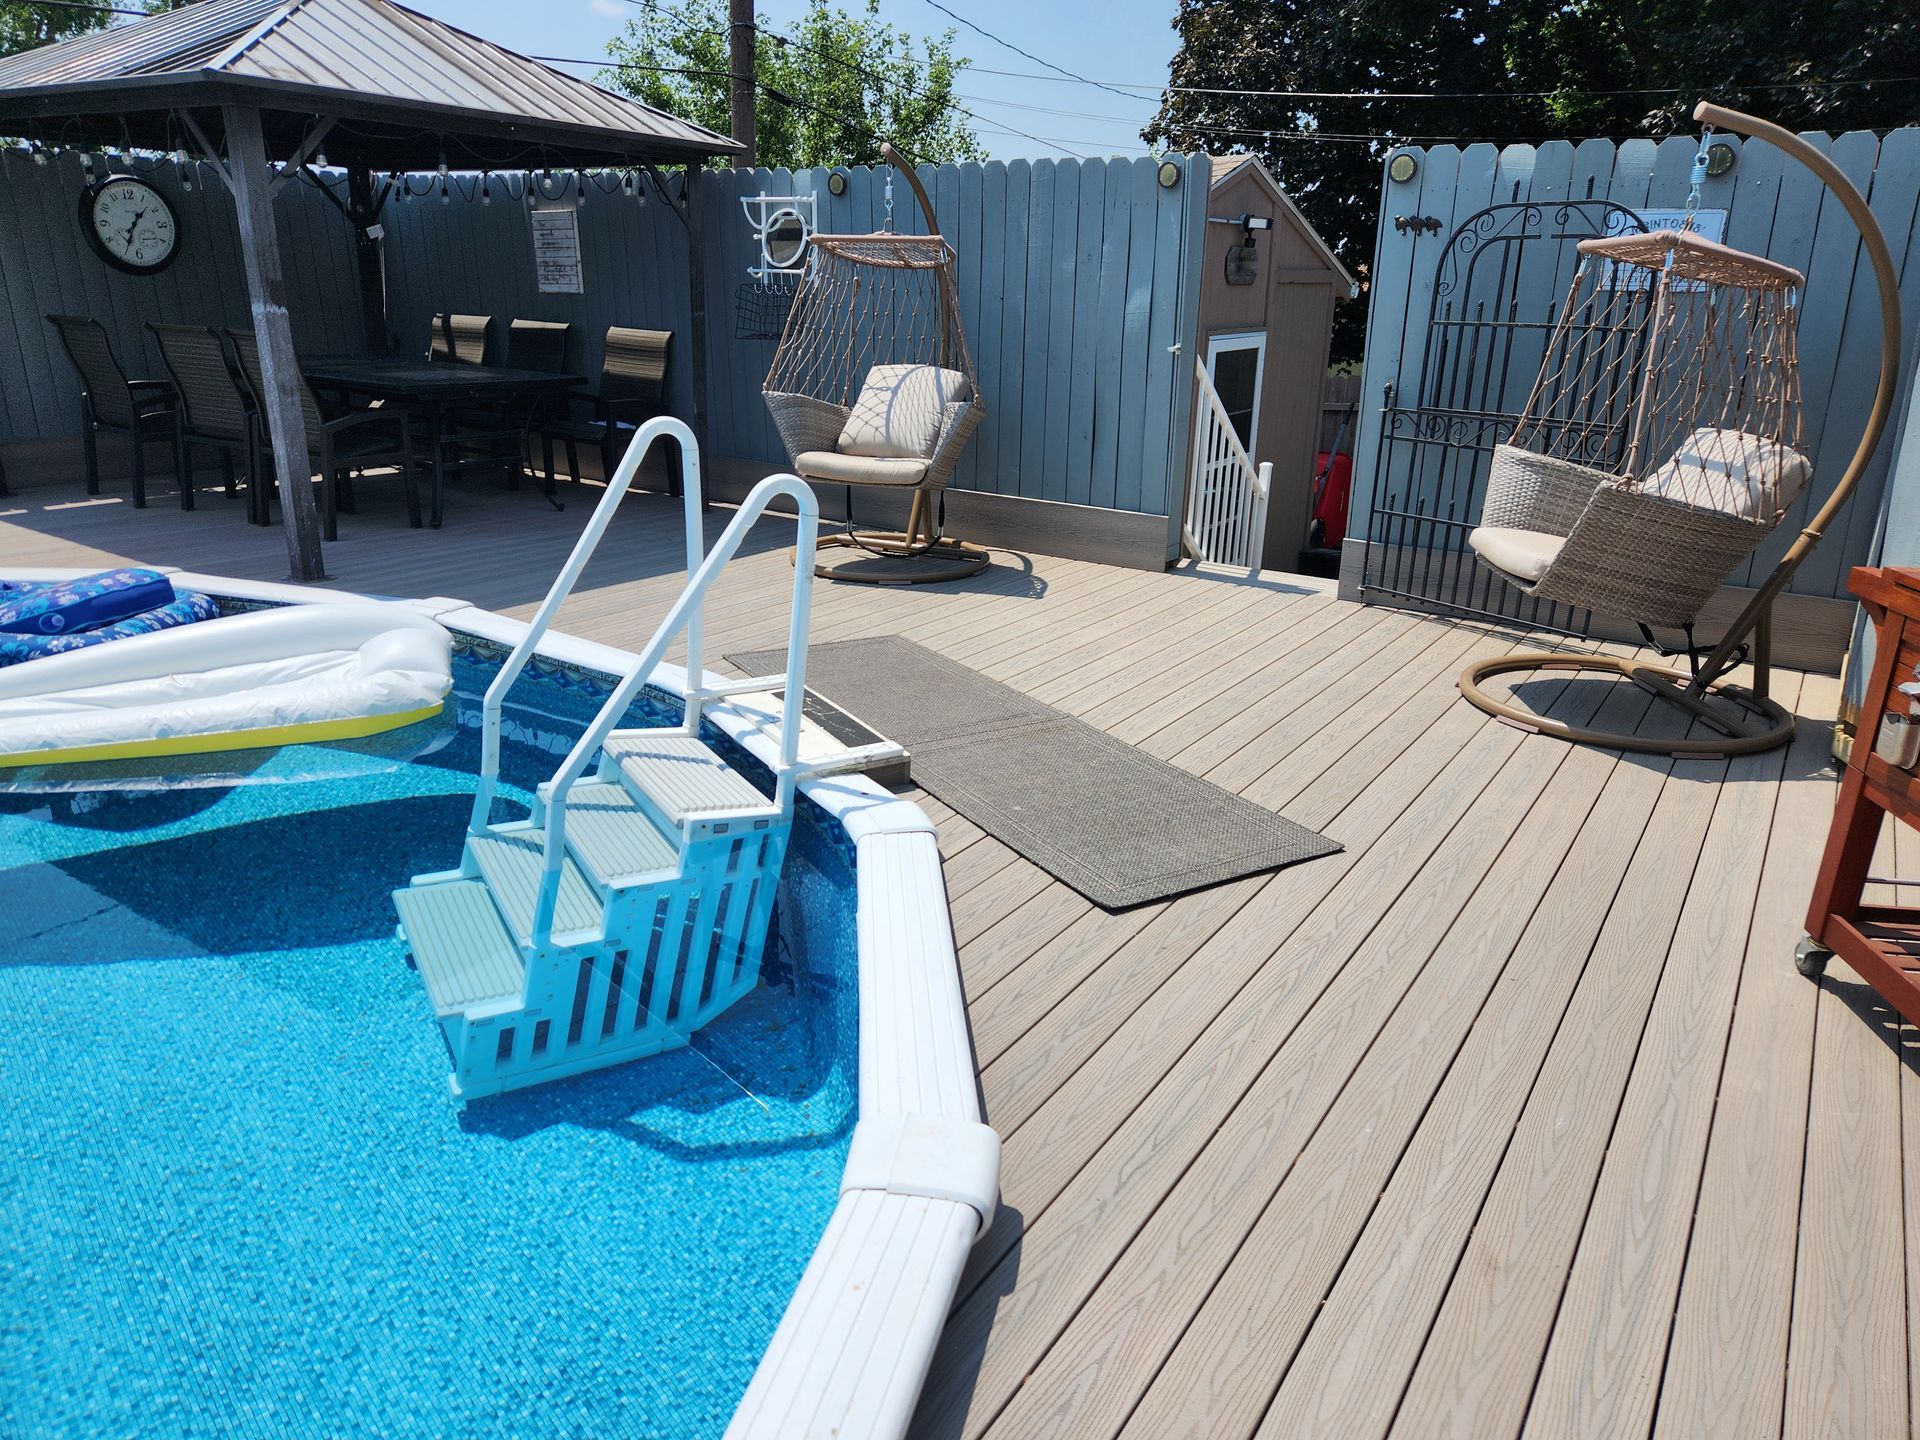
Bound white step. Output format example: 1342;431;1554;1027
603;729;774;826
469;829;604;945
394;880;524;1018
562;781;680;889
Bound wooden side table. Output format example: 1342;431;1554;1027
1801;565;1920;1025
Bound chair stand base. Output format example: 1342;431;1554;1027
1459;652;1796;757
808;531;991;585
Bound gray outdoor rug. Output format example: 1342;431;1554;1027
726;635;1341;910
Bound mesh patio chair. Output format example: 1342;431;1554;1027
46;314;179;508
429;313;492;364
227;331;421;539
538;326;675;490
148;324;255;520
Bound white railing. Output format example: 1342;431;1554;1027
469;416;707;837
1182;358;1272;573
527;475;820;947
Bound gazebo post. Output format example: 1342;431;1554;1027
222;103;326;581
685;162;711;486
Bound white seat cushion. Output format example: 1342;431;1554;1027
795;450;932;488
1640;426;1811;519
836;364;970;459
1469;525;1564;583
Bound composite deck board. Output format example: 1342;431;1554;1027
0;474;1900;1440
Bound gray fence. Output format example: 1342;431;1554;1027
0;148;365;444
1353;128;1920;605
382;156;1209;521
2;151;1211;527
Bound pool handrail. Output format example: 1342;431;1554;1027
528;474;820;947
467;416;706;837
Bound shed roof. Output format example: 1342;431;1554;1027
1209;152;1358;297
0;0;741;168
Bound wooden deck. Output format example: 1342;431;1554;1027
3;466;1914;1440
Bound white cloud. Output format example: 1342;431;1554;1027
587;0;625;15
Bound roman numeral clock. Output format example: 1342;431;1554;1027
79;174;180;275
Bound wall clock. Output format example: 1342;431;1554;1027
79;174;180;275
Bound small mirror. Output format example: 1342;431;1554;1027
764;206;810;270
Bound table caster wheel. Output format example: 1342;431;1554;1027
1794;937;1831;979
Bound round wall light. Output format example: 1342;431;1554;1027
1157;159;1181;189
1388;153;1418;184
1705;142;1736;178
827;170;848;197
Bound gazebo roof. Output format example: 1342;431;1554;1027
0;0;742;169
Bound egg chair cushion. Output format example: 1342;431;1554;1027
836;364;971;460
1468;525;1565;583
795;450;933;488
1640;427;1813;520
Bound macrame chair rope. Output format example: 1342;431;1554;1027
763;217;988;578
1480;226;1809;628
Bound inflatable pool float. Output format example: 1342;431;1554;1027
0;567;219;665
0;602;453;767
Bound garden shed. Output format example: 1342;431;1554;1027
1192;154;1357;569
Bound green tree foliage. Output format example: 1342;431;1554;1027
1;1;187;58
1147;0;1920;362
602;0;984;167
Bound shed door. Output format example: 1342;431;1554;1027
1206;331;1266;457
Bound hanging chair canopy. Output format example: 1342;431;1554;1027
1470;225;1811;627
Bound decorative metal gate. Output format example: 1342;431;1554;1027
1361;200;1650;635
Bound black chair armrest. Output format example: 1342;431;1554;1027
325;407;403;437
128;379;174;393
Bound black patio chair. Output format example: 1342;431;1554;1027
537;326;675;491
429;313;492;364
46;314;179;508
148;323;255;520
227;331;422;539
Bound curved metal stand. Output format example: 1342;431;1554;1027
1460;652;1796;756
808;484;990;584
1456;100;1904;755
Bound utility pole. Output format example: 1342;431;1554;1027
728;0;756;167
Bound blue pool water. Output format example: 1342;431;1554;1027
0;649;858;1439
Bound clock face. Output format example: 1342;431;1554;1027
81;176;180;274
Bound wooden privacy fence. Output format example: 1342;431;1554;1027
0;148;364;447
696;157;1208;520
1352;128;1920;612
1;151;1213;536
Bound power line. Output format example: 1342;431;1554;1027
596;0;1090;158
919;0;1146;104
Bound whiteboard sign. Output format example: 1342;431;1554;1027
531;207;583;294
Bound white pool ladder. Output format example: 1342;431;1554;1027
393;418;823;1099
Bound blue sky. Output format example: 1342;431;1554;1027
404;0;1181;161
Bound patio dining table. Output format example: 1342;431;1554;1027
301;356;583;528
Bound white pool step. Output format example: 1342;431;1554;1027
604;729;775;825
560;781;680;889
468;827;604;945
393;880;524;1017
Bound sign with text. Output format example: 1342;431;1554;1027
531;207;583;294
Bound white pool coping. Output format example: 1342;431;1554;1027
17;566;997;1440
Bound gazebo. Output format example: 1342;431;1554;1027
0;0;742;579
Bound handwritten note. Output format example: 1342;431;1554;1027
531;207;583;294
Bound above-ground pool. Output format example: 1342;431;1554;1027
0;644;859;1439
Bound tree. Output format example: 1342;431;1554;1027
2;1;188;58
1146;0;1920;363
601;0;984;168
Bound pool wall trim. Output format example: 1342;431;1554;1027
14;565;997;1440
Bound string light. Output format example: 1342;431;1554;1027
439;175;450;205
481;174;491;206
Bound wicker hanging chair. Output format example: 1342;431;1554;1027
764;148;988;584
1459;102;1904;757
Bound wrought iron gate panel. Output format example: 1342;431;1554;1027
1361;200;1650;635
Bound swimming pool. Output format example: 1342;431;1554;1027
0;644;859;1439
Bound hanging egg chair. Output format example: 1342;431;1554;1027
763;146;989;584
1459;102;1905;757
